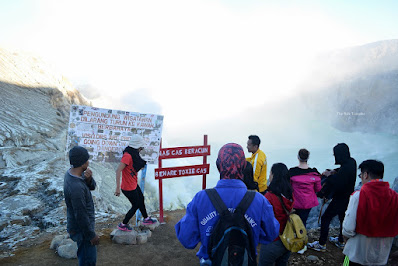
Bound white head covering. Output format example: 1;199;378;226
129;135;146;149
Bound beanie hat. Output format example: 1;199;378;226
69;146;90;168
216;143;246;180
129;135;146;149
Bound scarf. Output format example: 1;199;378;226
123;146;147;173
216;143;246;180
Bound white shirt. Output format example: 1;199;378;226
342;191;394;265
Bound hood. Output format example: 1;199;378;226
333;143;351;165
216;143;246;180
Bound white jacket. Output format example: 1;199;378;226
342;191;394;265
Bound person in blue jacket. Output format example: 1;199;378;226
175;143;280;265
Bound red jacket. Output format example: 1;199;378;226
356;180;398;237
265;192;294;240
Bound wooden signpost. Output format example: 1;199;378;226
155;135;210;223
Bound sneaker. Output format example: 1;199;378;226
117;223;132;232
297;245;307;254
142;217;156;225
307;241;326;252
329;236;345;249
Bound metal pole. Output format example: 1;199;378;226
202;134;207;190
159;139;164;223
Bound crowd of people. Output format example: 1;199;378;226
176;135;398;266
63;134;398;266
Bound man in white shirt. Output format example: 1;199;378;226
342;160;398;265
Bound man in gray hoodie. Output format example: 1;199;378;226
64;146;99;265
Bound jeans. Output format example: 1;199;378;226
122;185;148;224
259;239;291;266
70;232;97;266
295;208;311;228
319;198;349;245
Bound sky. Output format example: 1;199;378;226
0;0;397;137
1;0;398;205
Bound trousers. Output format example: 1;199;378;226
70;232;97;266
319;198;349;245
122;185;148;224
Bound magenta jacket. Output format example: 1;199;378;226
290;172;321;209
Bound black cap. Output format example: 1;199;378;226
69;146;89;168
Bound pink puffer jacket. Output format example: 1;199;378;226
290;172;321;209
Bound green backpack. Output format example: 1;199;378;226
277;196;308;252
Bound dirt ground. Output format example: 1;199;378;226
1;209;397;266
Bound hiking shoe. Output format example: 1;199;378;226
307;241;326;252
117;223;132;232
142;217;156;225
329;236;345;249
297;245;307;254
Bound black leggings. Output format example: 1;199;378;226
122;186;148;224
319;198;349;245
295;208;311;228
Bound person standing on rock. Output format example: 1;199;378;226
64;146;99;266
342;160;398;266
114;135;156;231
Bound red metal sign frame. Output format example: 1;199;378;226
156;135;209;223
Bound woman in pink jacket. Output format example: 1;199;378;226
288;149;321;228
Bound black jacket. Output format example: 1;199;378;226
64;170;96;240
325;143;357;201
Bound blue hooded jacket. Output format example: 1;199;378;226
175;179;280;260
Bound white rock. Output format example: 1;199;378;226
57;242;78;259
111;229;138;245
137;233;148;244
50;235;66;250
141;229;152;238
59;238;75;247
139;218;160;231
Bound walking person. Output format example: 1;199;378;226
114;135;156;231
64;146;99;266
289;149;321;253
259;163;294;266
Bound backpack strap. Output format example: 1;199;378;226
235;190;256;215
276;195;291;216
205;189;229;216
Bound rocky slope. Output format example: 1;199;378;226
300;39;398;135
0;48;109;257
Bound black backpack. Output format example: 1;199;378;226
205;189;257;266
